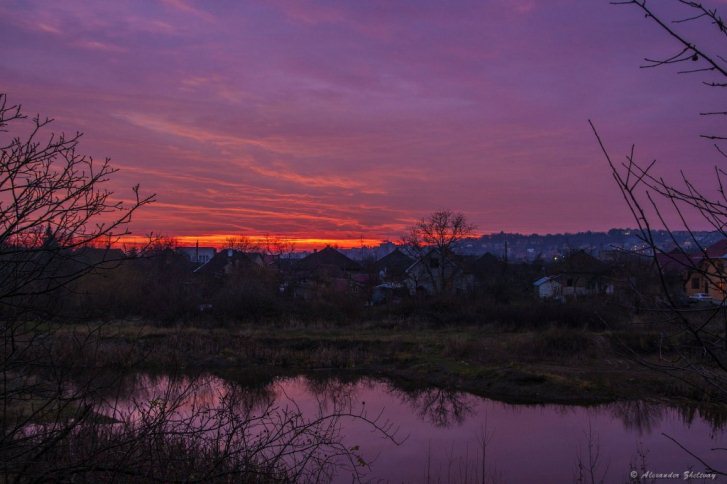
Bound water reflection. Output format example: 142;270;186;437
605;399;727;436
99;373;727;483
393;387;475;427
91;373;401;482
303;374;360;412
607;400;667;435
98;372;727;434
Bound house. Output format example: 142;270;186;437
289;246;366;299
176;245;216;265
194;249;258;277
295;246;362;273
244;252;272;267
375;248;413;283
655;249;699;276
535;250;613;299
684;239;727;301
534;275;563;300
404;248;474;296
470;252;507;287
646;249;698;301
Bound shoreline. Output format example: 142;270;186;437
46;321;725;409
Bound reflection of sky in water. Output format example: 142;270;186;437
105;374;727;484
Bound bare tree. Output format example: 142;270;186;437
223;234;259;253
612;0;727;150
394;387;473;427
591;1;727;475
402;210;476;295
0;92;155;481
261;234;296;259
574;421;610;484
0;93;154;314
594;0;727;396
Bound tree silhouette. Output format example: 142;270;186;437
0;93;154;315
593;1;727;474
403;209;476;295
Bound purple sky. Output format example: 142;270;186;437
1;0;724;246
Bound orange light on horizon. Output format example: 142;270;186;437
114;234;387;251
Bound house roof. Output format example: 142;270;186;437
375;248;413;274
295;246;361;271
553;250;608;274
705;238;727;258
654;249;699;273
243;252;273;266
72;247;126;265
194;249;257;275
472;252;506;275
404;248;464;273
534;275;560;286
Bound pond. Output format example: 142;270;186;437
98;372;726;483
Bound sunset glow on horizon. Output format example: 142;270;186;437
118;234;389;251
2;0;724;244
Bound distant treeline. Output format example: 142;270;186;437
336;229;724;261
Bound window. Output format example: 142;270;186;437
691;277;700;290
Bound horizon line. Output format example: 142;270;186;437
111;228;720;252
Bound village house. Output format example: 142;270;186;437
371;248;413;304
404;248;475;296
176;244;216;265
534;250;613;300
469;252;507;290
534;275;563;300
375;248;413;283
289;246;367;300
193;249;261;277
684;239;727;302
183;249;278;312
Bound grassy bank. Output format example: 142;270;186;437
43;319;716;406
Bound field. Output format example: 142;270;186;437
43;317;717;406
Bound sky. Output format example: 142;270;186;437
1;0;725;248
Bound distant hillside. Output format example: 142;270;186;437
334;230;724;262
